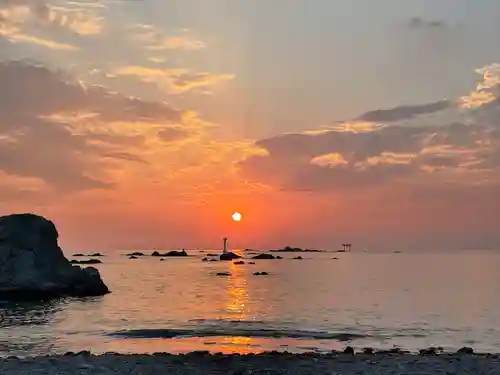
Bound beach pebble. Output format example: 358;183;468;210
343;346;355;355
457;347;474;354
0;352;499;375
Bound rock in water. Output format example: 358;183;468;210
219;252;241;261
0;213;110;300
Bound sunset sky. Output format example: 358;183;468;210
1;0;499;252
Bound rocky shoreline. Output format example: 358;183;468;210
1;350;500;375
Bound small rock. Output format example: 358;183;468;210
457;347;474;354
419;347;439;356
252;253;275;260
363;347;374;354
220;252;241;261
387;347;405;355
343;346;354;355
216;272;231;276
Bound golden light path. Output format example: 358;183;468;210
221;261;253;353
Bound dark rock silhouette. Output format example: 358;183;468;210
270;246;323;253
201;257;209;262
0;213;110;300
234;261;245;265
343;346;354;355
252;253;275;260
220;252;241;261
70;259;102;265
457;347;474;354
419;347;441;356
151;250;188;257
126;252;144;257
73;253;104;257
253;272;269;276
293;256;303;260
216;272;231;276
129;255;138;259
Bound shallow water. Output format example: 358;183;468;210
2;251;500;356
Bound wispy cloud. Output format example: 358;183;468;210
114;65;235;94
130;24;205;52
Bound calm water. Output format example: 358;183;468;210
2;251;500;356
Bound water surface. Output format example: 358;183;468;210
2;251;500;356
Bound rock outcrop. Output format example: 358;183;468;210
220;252;241;261
0;213;110;300
151;250;188;257
252;253;275;260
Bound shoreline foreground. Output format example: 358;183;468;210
2;350;500;375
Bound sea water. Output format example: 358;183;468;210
2;251;500;356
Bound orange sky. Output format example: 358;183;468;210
0;0;499;252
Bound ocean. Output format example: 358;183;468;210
1;250;500;357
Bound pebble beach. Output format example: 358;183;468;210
3;350;500;375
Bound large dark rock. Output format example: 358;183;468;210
151;250;188;257
0;213;110;300
219;252;241;261
252;253;275;260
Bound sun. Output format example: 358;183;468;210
232;212;243;222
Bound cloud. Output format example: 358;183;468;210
0;61;196;192
0;24;76;49
130;24;205;52
157;126;192;142
461;63;500;108
356;100;450;123
0;0;103;50
238;63;500;192
0;0;103;35
114;65;235;94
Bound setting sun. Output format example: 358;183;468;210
232;212;243;222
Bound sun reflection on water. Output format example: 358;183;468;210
221;260;255;352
